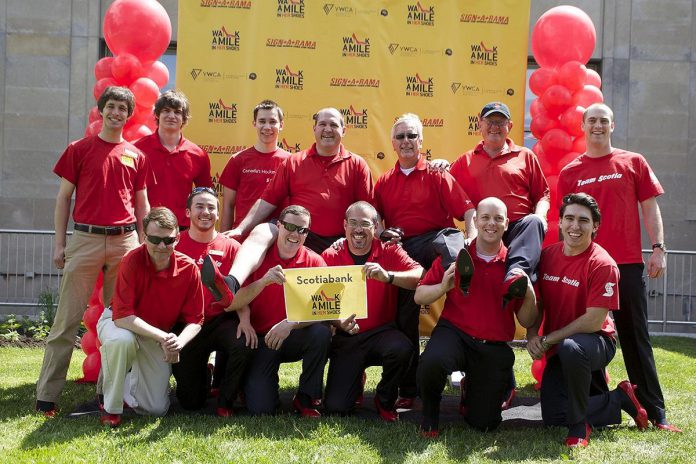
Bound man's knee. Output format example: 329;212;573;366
556;337;585;365
305;323;332;349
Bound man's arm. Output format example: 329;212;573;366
362;262;423;290
528;306;609;360
134;188;150;241
53;178;75;269
640;197;666;279
464;208;476;241
229;199;277;238
228;264;284;311
533;199;550;232
414;263;454;305
220;187;237;232
174;322;201;349
114;315;170;343
515;279;539;328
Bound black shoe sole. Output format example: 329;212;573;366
456;249;474;293
502;275;528;310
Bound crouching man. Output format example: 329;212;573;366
97;207;203;427
415;197;538;437
321;201;423;421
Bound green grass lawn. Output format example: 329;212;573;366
1;337;694;463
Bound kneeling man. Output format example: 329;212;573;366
415;197;537;436
228;205;331;416
527;193;648;447
98;207;203;427
322;201;423;421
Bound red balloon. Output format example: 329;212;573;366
88;106;101;124
93;77;118;102
572;136;587;154
82;306;102;332
572;85;603;108
529;99;544;118
145;117;158;132
558;61;588;92
531;356;547;390
80;330;99;355
556;151;582;172
531;142;544;158
94;57;114;80
540;84;572;115
104;0;172;63
537;153;556;176
84;120;102;137
529;67;558;97
81;352;101;382
541;128;572;159
585;68;602;88
143;61;170;89
124;124;152;142
531;5;596;68
111;53;142;85
530;112;560;140
130;104;153;125
130;77;159;108
560;106;585;137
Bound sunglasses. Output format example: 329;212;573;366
394;133;419;140
188;186;216;200
146;235;177;246
279;220;309;235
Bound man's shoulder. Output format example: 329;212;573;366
173;250;200;273
587;242;618;267
179;137;209;156
132;132;158;149
302;246;327;266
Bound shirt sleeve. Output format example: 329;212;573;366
179;266;205;325
634;154;664;202
53;143;79;184
111;253;139;320
527;151;551;206
218;153;241;190
260;156;292;206
387;244;422;272
439;171;473;219
353;156;375;204
586;258;620;311
418;256;444;286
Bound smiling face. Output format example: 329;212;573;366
474;198;508;249
276;212;310;259
561;203;598;255
391;121;422;168
100;99;130;134
479;113;512;152
186;191;218;233
254;107;283;148
344;204;377;256
582;104;614;150
313;108;345;155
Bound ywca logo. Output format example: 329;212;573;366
277;0;305;18
466;114;480;136
405;73;434;97
278;138;302;153
324;3;354;16
275;65;304;90
342;33;370;57
388;43;419;56
602;282;616;297
211;27;240;51
339;106;368;129
407;2;434;26
208;98;237;124
470;41;498;66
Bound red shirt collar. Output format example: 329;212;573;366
393;156;427;172
272;242;310;266
472;138;521;158
468;238;507;263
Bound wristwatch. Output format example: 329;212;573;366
387;272;395;284
652;243;667;252
540;336;551;351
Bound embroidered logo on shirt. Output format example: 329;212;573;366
602;282;615;297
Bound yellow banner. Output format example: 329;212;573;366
283;265;368;322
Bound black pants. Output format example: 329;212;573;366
243;323;331;415
503;214;545;281
614;263;666;421
540;333;623;428
418;319;514;431
398;228;465;397
324;325;413;414
172;312;254;410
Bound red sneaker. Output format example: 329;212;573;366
374;397;398;422
394;396;415;410
355;371;367;407
201;255;235;306
565;422;591;448
100;413;122;428
617;380;648;430
216;407;234;418
651;420;682;433
293;394;321;418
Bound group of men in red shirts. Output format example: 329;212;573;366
34;85;680;445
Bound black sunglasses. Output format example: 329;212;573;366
394;133;419;140
279;220;309;235
146;235;177;246
188;186;216;199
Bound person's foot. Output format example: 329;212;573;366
201;255;237;306
616;380;648;430
394;396;415;410
355;371;367;407
100;412;121;428
651;419;683;433
565;422;591;448
215;406;234;418
293;394;321;418
502;272;528;310
35;400;57;417
455;248;474;295
374;397;398;422
501;388;517;410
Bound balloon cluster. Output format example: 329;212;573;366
77;274;105;383
530;6;603;245
85;0;172;142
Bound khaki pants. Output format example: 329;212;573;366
97;309;172;416
36;230;138;403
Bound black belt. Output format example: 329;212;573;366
74;223;136;235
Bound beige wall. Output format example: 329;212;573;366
0;0;694;250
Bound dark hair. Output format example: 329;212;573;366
345;201;379;226
97;86;135;117
560;193;601;234
154;90;191;124
253;99;284;122
143;207;178;233
186;187;218;209
279;204;311;227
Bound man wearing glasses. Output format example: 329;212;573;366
321;201;423;421
227;205;331;416
227;107;374;253
135;90;213;230
97;207;204;427
374;113;474;408
173;187;255;417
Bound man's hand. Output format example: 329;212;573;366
262;265;286;286
646;249;666;279
224;228;243;240
526;334;546;360
53;245;66;269
441;263;456;293
237;319;258;349
379;227;404;245
428;158;451;172
265;319;294;350
362;262;389;282
337;313;359;335
160;332;183;352
330;237;346;251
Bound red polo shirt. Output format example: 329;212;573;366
557;149;664;264
219;146;291;228
135;132;212;227
322;239;421;332
176;231;240;320
260;143;374;237
418;241;520;342
450;139;549;222
247;244;326;335
53;135;149;226
112;244;204;331
375;157;473;237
